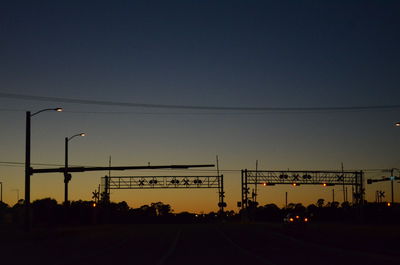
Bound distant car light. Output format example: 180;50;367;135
289;218;294;222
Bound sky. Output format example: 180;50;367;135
0;1;400;213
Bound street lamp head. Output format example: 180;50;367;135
395;122;400;127
31;107;64;117
68;132;86;141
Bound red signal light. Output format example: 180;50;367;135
262;183;276;186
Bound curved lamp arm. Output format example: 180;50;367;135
31;108;62;117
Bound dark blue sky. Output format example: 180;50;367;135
2;1;399;105
1;1;400;211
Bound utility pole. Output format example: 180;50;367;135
64;137;69;205
0;182;3;203
109;156;111;179
391;169;394;204
254;160;258;205
25;111;31;231
285;192;288;208
341;162;345;202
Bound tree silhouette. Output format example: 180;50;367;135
294;203;306;213
0;201;10;224
139;204;157;217
287;203;296;210
317;198;325;208
341;201;351;209
0;201;9;210
152;202;172;216
115;201;129;212
32;198;59;225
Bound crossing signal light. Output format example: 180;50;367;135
262;182;275;186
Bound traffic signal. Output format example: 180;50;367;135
262;182;275;186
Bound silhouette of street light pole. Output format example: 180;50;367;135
25;108;62;231
393;123;399;203
389;168;398;204
64;133;85;205
0;182;3;203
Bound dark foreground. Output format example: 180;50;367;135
1;223;399;265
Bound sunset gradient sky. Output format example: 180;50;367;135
1;1;400;212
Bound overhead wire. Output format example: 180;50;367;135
1;92;400;113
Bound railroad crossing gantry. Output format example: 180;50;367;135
24;164;213;230
241;169;364;210
367;168;400;204
101;175;226;213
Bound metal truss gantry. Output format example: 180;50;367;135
101;175;226;212
241;169;364;209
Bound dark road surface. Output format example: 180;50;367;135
1;223;399;265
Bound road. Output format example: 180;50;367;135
1;223;399;265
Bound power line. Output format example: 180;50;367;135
0;161;392;173
0;108;26;112
1;92;400;112
4;109;396;115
